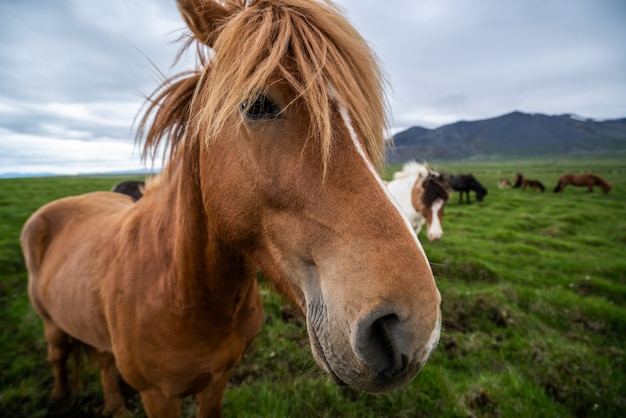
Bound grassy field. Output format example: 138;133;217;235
1;157;625;417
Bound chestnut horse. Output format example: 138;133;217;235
21;1;441;417
514;173;545;192
387;162;449;241
553;173;612;194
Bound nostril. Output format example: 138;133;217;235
354;313;405;377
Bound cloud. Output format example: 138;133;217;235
0;0;625;175
0;128;154;176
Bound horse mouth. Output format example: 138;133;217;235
306;315;419;393
307;325;348;387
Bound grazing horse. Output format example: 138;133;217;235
387;162;449;241
447;174;488;204
111;180;145;201
513;173;545;192
553;173;612;194
497;178;512;189
21;1;441;417
522;179;545;192
512;172;523;188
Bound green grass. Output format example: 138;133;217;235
1;158;625;417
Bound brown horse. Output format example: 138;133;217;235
553;173;612;194
522;179;545;192
21;1;441;417
513;173;545;192
513;173;523;188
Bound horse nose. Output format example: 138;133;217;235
352;308;436;379
428;231;442;241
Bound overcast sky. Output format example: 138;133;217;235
1;0;625;176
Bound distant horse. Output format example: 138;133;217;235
387;162;450;241
21;1;441;417
513;173;545;192
522;179;545;192
111;180;145;201
497;178;511;189
512;173;523;188
447;174;488;204
553;173;611;194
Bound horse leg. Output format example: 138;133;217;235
140;388;182;418
43;321;72;414
98;351;132;417
195;372;231;418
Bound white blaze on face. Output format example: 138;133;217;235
427;199;444;241
332;89;441;367
334;102;431;267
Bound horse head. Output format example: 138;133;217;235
412;174;449;241
164;0;441;394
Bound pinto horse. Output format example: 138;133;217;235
21;1;441;417
497;178;512;189
554;173;612;194
387;162;449;241
447;174;488;204
111;180;145;201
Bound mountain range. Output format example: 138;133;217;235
387;111;626;163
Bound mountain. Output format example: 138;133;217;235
387;111;626;163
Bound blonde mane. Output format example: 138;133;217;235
138;0;388;171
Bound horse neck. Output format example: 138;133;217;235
130;150;255;315
410;176;426;212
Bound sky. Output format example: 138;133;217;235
1;0;625;176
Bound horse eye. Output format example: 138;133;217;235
241;96;280;120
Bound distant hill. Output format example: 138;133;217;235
387;111;626;163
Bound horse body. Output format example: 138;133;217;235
522;179;545;192
387;162;449;241
447;174;488;204
22;1;441;416
554;173;611;194
513;173;545;192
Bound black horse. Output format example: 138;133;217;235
447;174;488;204
111;180;145;201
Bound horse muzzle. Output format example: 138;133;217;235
306;297;441;393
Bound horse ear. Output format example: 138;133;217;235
177;0;229;48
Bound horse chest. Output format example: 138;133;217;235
109;282;263;396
